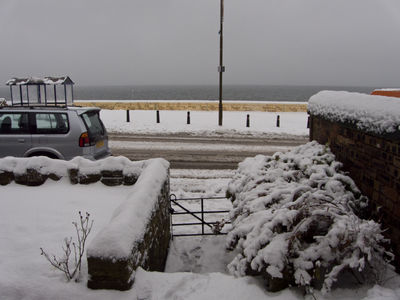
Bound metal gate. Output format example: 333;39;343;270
170;194;231;237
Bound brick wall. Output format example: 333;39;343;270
310;116;400;269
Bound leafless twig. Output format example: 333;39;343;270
40;211;93;282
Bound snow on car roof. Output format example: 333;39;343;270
6;76;74;86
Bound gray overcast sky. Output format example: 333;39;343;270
1;0;400;87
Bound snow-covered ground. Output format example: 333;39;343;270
1;103;399;299
1;169;399;300
100;109;309;137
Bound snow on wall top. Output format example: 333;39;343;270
70;156;144;176
308;91;400;134
0;156;144;177
87;158;170;259
373;88;400;92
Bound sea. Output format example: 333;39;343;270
0;85;376;102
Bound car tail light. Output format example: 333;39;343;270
79;132;90;147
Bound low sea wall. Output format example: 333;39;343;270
74;101;307;112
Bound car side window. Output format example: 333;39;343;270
0;112;29;134
34;113;69;134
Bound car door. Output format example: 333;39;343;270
0;112;32;157
80;110;110;159
30;112;71;158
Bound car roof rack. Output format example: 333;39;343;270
6;76;74;107
0;105;69;111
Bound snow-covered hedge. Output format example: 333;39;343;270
308;91;400;135
226;142;393;293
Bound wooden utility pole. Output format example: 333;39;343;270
218;0;224;126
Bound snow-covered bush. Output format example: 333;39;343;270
226;141;393;293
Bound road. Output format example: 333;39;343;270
109;133;308;169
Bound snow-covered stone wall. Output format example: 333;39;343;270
87;158;171;290
0;156;143;186
0;156;171;290
309;91;400;270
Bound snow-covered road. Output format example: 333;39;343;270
109;133;308;169
101;109;309;168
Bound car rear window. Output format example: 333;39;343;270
35;113;69;134
0;112;29;134
81;111;105;137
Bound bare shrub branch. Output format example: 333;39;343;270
40;211;94;282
